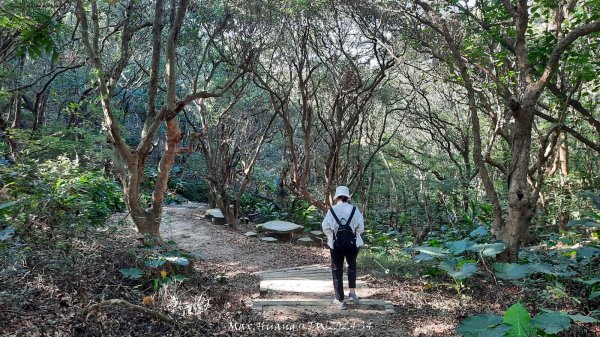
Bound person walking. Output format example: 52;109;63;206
322;186;365;310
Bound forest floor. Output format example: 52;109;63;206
1;202;598;336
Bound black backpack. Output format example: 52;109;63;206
330;206;357;250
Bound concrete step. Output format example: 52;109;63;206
252;298;395;313
259;278;369;294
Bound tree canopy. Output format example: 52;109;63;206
1;0;599;335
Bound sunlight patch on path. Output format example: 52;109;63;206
254;264;395;316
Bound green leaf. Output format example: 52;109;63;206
446;239;474;255
590;291;600;300
530;263;577;277
531;311;570;334
494;263;533;280
456;314;511;337
0;226;16;241
468;242;507;257
0;201;18;211
145;258;166;268
576;246;600;259
414;253;434;263
469;226;488;237
567;219;600;228
164;256;189;266
583;192;600;211
575;278;600;286
171;274;188;281
440;258;478;280
568;314;599;323
119;268;143;279
503;303;536;337
413;246;450;257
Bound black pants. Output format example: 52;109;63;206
330;246;359;301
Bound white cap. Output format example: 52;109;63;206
333;186;350;200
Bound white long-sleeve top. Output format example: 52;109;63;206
321;201;365;249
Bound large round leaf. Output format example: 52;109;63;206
413;253;435;263
145;258;166;268
446;239;474;255
530;263;577;277
165;256;189;266
440;258;478;280
456;314;510;337
568;314;600;323
503;303;536;337
468;242;506;257
469;226;488;238
493;263;533;280
531;311;570;334
120;268;144;280
576;246;600;259
413;246;450;257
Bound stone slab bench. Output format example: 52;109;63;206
204;208;226;226
258;220;304;240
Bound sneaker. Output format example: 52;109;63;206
348;292;360;303
332;298;347;310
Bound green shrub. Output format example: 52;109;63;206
10;126;111;165
456;302;599;337
0;155;124;232
168;154;210;202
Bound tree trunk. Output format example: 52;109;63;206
11;55;25;128
119;154;159;237
558;131;570;231
499;102;536;262
210;181;238;227
559;131;569;179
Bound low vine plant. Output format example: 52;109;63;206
120;251;190;292
456;302;599;337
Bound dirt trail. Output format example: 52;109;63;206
160;203;328;274
158;203;412;336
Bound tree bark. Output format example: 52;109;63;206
76;0;188;237
411;0;600;262
500;97;536;261
11;55;26;128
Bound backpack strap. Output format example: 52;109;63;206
330;208;341;241
330;208;342;226
347;206;357;229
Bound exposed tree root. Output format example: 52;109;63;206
88;299;174;324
